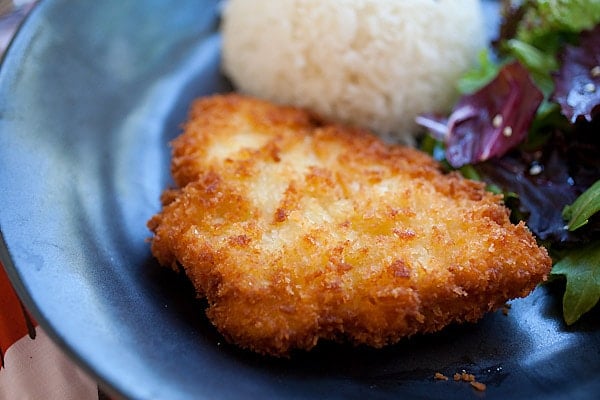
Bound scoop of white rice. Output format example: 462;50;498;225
221;0;485;144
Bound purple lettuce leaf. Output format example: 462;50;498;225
551;24;600;123
415;113;447;142
476;149;578;243
475;123;600;245
443;62;544;168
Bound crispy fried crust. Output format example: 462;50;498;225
147;94;552;356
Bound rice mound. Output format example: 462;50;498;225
221;0;485;144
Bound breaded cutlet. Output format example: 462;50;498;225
147;94;552;356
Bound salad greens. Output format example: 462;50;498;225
563;180;600;231
417;0;600;324
551;243;600;325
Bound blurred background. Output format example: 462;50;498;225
0;0;37;57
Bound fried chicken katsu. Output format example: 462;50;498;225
147;94;552;356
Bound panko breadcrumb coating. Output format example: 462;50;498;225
147;94;552;356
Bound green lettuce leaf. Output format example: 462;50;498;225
551;241;600;325
536;0;600;33
563;180;600;231
504;39;558;96
457;50;502;94
515;0;600;52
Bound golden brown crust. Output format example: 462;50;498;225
148;94;552;356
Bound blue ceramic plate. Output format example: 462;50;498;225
1;1;599;399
